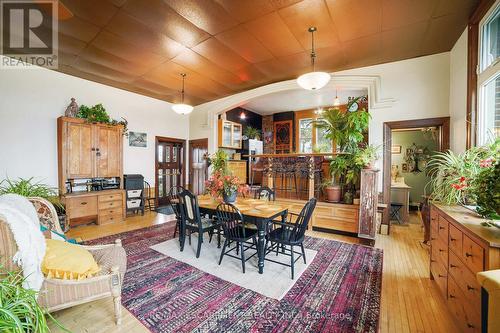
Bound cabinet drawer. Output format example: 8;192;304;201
430;259;448;297
333;207;358;220
447;276;481;333
462;235;484;274
99;200;123;210
99;213;122;225
430;208;439;233
448;251;481;310
66;196;97;218
99;208;122;218
431;238;448;268
448;224;463;256
437;215;449;244
314;217;359;233
99;193;123;203
126;190;142;198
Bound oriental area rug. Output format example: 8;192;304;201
86;221;383;333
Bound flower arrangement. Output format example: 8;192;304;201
205;171;248;202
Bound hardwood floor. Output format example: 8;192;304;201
50;212;460;333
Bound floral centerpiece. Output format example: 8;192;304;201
205;171;248;203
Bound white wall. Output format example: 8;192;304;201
190;53;452;185
0;59;190;188
449;29;468;153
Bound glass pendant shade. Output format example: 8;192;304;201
297;71;331;90
172;103;193;115
333;96;340;106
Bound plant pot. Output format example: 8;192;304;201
343;191;354;204
223;192;237;203
325;186;342;202
353;198;360;205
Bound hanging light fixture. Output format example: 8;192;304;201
172;73;193;115
333;89;340;106
296;27;331;91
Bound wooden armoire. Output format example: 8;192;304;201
57;117;125;227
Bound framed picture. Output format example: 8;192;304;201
391;145;401;154
402;163;408;172
129;131;147;147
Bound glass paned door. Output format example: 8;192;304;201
222;121;232;147
156;138;184;206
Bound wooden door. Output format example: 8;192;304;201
66;122;94;178
189;139;208;195
156;137;185;206
96;125;122;177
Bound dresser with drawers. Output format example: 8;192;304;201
430;204;500;333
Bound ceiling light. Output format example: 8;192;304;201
240;112;246;119
172;73;193;115
297;27;331;91
333;89;340;106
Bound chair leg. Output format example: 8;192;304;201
217;226;221;248
276;242;279;256
113;295;122;325
174;220;179;238
300;243;306;264
236;241;239;255
209;230;213;243
240;241;246;273
219;239;228;265
196;233;203;258
290;245;295;280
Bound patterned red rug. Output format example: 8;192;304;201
87;222;383;333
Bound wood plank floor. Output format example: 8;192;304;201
49;212;460;333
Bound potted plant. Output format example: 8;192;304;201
355;144;380;169
244;126;261;140
322;178;342;202
0;267;65;332
206;149;229;174
77;103;129;137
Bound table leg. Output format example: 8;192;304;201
257;219;266;274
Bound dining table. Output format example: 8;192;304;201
197;195;288;274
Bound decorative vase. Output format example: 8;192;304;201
223;191;237;203
325;185;341;202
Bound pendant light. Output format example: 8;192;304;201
296;27;331;90
172;73;193;115
333;89;340;106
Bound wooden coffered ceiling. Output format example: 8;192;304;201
47;0;478;106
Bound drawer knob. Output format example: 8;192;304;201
467;285;475;291
431;218;436;221
467;324;474;329
439;226;445;230
450;264;457;268
81;202;87;205
438;274;445;278
439;249;445;252
465;252;473;258
450;237;457;241
449;294;455;299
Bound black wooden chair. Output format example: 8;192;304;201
216;203;258;273
253;186;276;201
166;186;185;239
178;189;221;258
265;198;317;279
143;181;156;211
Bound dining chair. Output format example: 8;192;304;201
143;180;156;211
265;197;317;279
253;186;276;201
178;189;221;258
216;203;258;273
166;185;185;239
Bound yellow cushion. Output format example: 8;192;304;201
42;239;100;280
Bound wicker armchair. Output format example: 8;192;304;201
0;197;126;324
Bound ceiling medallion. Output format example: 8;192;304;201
296;27;331;91
172;73;193;115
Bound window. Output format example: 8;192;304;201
299;118;313;153
478;2;500;144
316;118;333;152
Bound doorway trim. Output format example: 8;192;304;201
155;136;187;207
382;117;450;229
188;138;208;194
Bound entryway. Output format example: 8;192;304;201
189;138;208;195
155;136;186;207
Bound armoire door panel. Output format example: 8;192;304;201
96;126;121;178
66;123;94;178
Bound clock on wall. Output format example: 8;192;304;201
347;97;359;112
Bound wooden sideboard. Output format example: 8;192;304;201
64;189;125;226
430;204;500;333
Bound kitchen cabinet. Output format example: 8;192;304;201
218;119;242;149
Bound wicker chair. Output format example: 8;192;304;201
0;197;126;324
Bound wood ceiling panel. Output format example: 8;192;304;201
434;0;478;17
326;0;382;42
232;65;269;85
382;0;436;31
57;35;87;55
421;12;470;55
342;34;382;69
279;0;340;49
215;26;274;63
192;37;251;72
381;21;429;62
314;46;347;71
270;0;304;10
58;17;100;42
216;0;275;23
71;58;137;83
122;0;210;47
163;0;238;35
132;78;178;97
61;0;118;27
90;31;167;68
105;12;184;59
243;12;304;57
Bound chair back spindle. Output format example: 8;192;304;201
288;198;317;242
216;203;246;239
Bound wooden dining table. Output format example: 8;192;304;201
197;195;288;274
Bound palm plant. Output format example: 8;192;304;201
0;267;66;332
